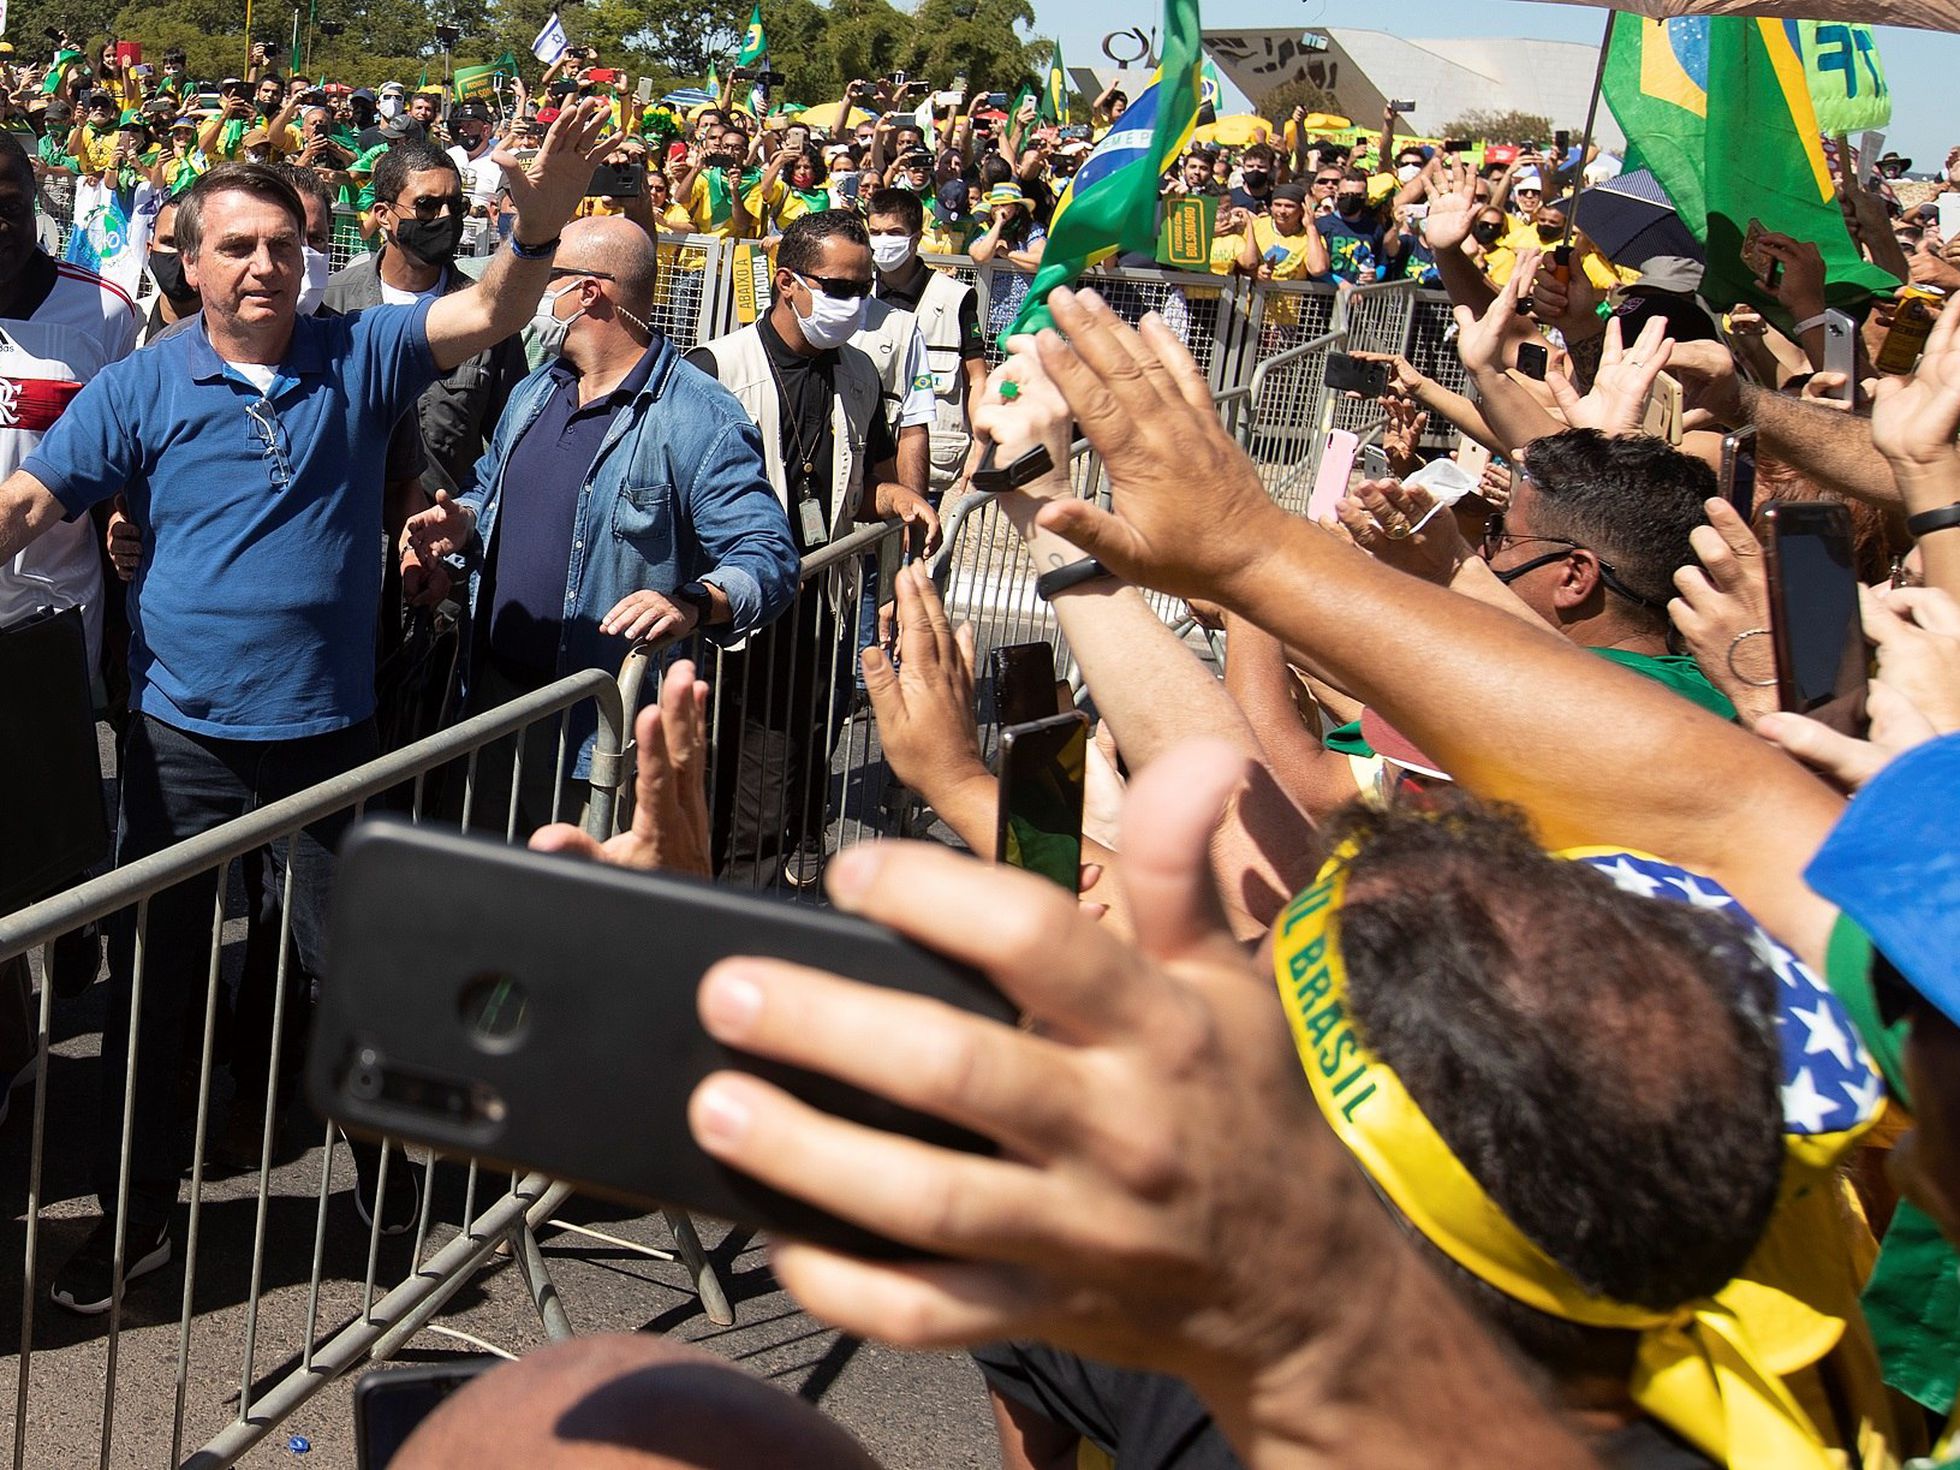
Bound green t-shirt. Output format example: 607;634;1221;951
1323;647;1738;758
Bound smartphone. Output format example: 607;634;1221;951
1553;128;1570;157
310;821;1017;1258
1763;258;1785;291
1762;501;1868;736
1307;428;1361;524
1822;308;1857;402
585;161;643;197
1641;371;1683;445
1444;138;1471;154
1387;99;1416;114
1358;443;1391;482
1741;216;1771;277
991;641;1058;728
1720;426;1758;520
635;75;654;104
996;712;1088;891
355;1361;495;1469
1323;351;1390;398
1515;342;1549;380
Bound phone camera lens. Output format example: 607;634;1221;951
347;1046;385;1101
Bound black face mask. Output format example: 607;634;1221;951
1472;221;1505;246
1535;222;1564;243
148;248;197;304
392;213;464;266
1240;169;1270;191
1337;195;1366;218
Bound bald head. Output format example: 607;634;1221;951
392;1335;885;1470
560;216;659;322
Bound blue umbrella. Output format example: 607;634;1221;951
1573;167;1705;267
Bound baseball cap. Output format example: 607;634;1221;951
377;116;411;140
1513;170;1544;192
451;99;491;123
350;87;377;104
84;90;114;109
241;126;272;149
937;179;970;215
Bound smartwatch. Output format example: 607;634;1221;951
673;580;716;618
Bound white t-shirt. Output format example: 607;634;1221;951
0;260;140;671
380;279;444;308
447;143;506;212
224;360;278;394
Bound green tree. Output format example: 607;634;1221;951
1258;76;1340;129
1442;108;1555;146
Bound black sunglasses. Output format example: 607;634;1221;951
796;271;873;300
1481;513;1668;612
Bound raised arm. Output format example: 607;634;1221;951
1030;287;1848;969
424;98;612;372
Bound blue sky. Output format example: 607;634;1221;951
1030;0;1960;172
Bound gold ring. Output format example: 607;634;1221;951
1384;521;1415;540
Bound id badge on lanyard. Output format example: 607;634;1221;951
798;495;829;547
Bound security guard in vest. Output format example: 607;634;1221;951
688;209;940;887
864;187;988;498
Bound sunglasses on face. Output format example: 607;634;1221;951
1481;512;1667;611
797;271;873;299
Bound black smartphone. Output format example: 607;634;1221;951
1323;351;1390;398
1554;129;1570;156
310;821;1017;1258
1516;342;1549;380
996;712;1088;891
585;160;643;197
355;1361;495;1469
1762;500;1868;737
1444;138;1471;154
1720;426;1757;520
991;640;1058;727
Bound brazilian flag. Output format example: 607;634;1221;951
1006;0;1203;342
1601;14;1897;328
1040;40;1067;125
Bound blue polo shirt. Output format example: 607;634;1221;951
24;302;440;739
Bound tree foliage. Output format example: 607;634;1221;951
4;0;1039;101
1258;77;1341;130
1442;108;1556;146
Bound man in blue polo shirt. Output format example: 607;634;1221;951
0;99;614;1316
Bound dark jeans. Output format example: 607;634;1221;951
455;656;590;841
709;593;843;883
97;713;376;1228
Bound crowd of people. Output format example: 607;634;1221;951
3;19;1960;1470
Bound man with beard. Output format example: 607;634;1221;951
1315;166;1406;284
324;139;527;498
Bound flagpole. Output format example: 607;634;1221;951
1564;6;1616;247
243;0;255;75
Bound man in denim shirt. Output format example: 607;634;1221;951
403;215;798;830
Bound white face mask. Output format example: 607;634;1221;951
792;276;866;350
379;94;403;120
869;233;916;273
530;281;585;354
1397;163;1421;183
296;245;330;315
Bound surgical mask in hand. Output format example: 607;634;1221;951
794;278;867;350
869;233;916;272
296;244;330;315
530;281;585;355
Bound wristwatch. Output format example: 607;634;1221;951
672;580;716;618
1906;502;1960;539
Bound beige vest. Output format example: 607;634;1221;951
702;322;882;607
852;296;923;434
915;269;977;486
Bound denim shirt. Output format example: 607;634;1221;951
458;335;799;777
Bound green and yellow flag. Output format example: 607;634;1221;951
1601;14;1897;328
453;64;496;103
1040;39;1067;125
1005;0;1203;342
1799;21;1890;135
737;4;767;66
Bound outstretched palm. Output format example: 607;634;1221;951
1872;299;1960;469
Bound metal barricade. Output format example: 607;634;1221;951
1336;277;1418;360
0;673;727;1468
1239;329;1347;518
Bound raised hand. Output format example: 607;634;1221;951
1451;248;1542;377
494;95;614;243
860;563;988;811
1545;314;1674;436
530;658;713;877
1871;297;1960;470
1668;497;1776;724
1418;155;1479;253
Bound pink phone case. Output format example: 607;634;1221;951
1307;430;1360;524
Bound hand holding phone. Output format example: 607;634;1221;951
1763;500;1868;737
996;712;1088;890
1323;351;1390;398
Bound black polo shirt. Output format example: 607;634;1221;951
484;341;660;673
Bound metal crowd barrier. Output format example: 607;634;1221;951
0;672;729;1468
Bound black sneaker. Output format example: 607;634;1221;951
782;836;827;890
49;922;103;999
346;1134;420;1237
50;1216;172;1316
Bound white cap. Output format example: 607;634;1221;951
1514;170;1544;192
1583;154;1623;187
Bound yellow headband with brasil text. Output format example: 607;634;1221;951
1271;850;1842;1470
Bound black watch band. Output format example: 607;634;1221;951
972;442;1056;493
1035;558;1112;601
673;580;715;615
1906;502;1960;539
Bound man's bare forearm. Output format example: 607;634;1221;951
0;470;65;565
1735;380;1899;508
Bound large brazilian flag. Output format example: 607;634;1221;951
1601;14;1897;327
1005;0;1203;342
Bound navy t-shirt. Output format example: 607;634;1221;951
1313;212;1386;283
25;301;441;739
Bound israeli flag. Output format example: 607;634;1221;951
531;13;569;66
